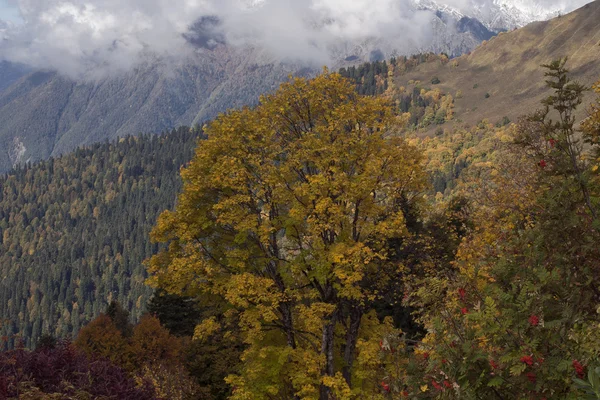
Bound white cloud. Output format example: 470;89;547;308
0;0;216;77
0;0;594;79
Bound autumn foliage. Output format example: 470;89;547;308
148;70;426;399
75;311;199;399
397;61;600;398
3;62;600;399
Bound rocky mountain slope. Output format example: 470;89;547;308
0;47;306;172
0;61;28;92
414;0;591;31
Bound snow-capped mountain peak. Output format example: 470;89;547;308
413;0;592;31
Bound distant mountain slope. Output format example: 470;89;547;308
393;0;600;131
0;61;28;92
414;0;593;31
0;47;306;172
0;2;592;173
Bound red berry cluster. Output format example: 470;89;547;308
573;360;586;379
520;355;534;366
381;381;390;393
528;315;540;326
431;379;454;392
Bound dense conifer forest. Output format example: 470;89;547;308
0;58;405;350
0;127;200;348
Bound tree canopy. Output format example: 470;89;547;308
148;71;427;399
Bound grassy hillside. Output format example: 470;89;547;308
390;0;600;131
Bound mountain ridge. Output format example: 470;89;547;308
1;1;599;349
414;0;591;31
392;0;600;132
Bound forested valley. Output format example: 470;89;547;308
1;14;600;396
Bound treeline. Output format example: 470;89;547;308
0;127;201;349
340;53;456;129
338;53;448;97
339;60;390;96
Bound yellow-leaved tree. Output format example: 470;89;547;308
147;71;426;399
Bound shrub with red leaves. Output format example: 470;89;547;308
0;340;156;399
489;359;500;370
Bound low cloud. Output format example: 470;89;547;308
0;0;593;79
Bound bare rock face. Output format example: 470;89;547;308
8;137;26;168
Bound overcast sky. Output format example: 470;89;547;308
0;0;19;22
0;0;594;79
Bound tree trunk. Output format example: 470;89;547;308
266;259;297;350
280;302;297;349
342;306;363;387
319;309;338;400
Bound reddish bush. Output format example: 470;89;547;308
0;340;156;399
573;360;586;379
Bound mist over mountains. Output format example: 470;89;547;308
0;0;592;78
0;0;594;172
